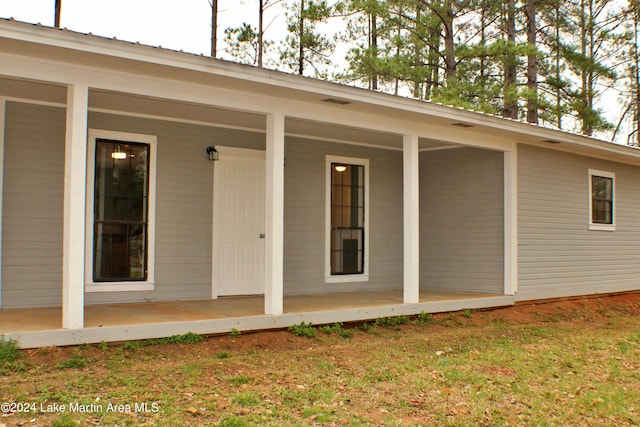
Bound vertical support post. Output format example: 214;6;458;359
0;99;5;308
504;143;518;295
62;84;88;329
403;134;420;304
264;112;285;315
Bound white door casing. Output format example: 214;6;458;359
212;147;266;297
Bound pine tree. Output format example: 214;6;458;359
525;0;538;123
224;23;275;66
566;0;618;135
280;0;335;77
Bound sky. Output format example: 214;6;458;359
0;0;287;58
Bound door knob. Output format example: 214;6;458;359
259;233;265;239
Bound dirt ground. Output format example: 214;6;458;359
19;292;640;368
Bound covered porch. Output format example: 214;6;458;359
0;19;518;348
1;290;513;348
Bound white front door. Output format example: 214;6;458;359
213;147;266;296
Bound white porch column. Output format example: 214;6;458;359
403;134;420;304
264;112;285;315
62;84;88;329
504;143;518;295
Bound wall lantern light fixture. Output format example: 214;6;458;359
207;146;219;161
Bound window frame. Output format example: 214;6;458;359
85;129;157;292
325;155;370;283
588;168;615;232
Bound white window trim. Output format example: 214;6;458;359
85;129;157;292
588;168;615;232
325;155;370;283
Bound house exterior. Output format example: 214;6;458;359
1;19;640;348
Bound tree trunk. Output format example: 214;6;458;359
210;0;218;57
54;0;62;28
526;0;538;124
299;0;305;75
371;11;378;90
555;1;562;129
259;0;265;67
503;0;518;119
634;3;640;145
443;0;456;81
480;0;486;80
413;4;422;98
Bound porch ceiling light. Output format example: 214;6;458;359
207;146;219;161
111;146;127;159
334;165;347;172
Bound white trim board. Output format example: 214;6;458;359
504;144;518;296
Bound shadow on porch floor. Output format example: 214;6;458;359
0;290;500;334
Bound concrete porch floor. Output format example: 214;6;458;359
0;290;514;348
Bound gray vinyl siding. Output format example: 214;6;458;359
283;137;403;294
420;147;504;293
2;102;65;307
517;144;640;301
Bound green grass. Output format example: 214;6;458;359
320;322;353;339
55;354;88;369
288;321;317;337
226;374;253;385
232;391;261;406
0;339;21;365
2;297;639;426
415;311;433;324
374;315;410;328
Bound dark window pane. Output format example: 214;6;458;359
93;139;149;281
591;176;613;225
330;163;365;275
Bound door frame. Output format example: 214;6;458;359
212;146;266;299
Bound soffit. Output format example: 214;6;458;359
89;90;266;131
0;76;67;104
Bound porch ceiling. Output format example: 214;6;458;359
2;77;434;150
0;75;66;104
89;89;267;132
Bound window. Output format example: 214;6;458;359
326;156;369;282
86;130;156;291
588;169;615;231
93;139;149;281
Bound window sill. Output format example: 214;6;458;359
589;223;616;232
85;282;154;293
325;274;369;284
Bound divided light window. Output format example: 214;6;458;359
330;163;365;275
588;169;615;231
93;139;150;281
592;175;613;224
